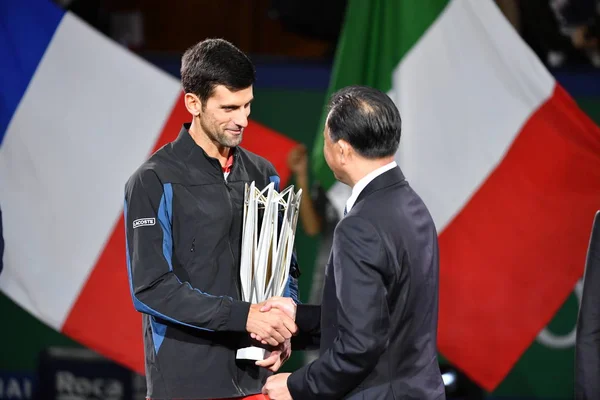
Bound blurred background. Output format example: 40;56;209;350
1;0;600;399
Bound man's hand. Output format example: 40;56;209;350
250;297;297;344
262;372;292;400
287;144;309;176
255;339;291;372
571;25;599;50
246;302;297;346
262;296;296;319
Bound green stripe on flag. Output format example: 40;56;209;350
311;0;450;190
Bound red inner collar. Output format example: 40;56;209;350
222;152;234;173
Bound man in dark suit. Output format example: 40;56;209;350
260;85;446;399
575;211;600;399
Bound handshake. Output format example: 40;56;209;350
245;296;297;371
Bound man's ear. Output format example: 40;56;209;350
184;93;202;117
337;139;352;164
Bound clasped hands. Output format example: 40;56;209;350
245;296;296;372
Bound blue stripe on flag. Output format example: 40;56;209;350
0;0;64;145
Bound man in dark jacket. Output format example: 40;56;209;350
124;38;299;400
261;86;445;399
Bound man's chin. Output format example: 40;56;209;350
229;136;243;147
219;134;243;148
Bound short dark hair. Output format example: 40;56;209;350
326;85;401;159
180;38;256;104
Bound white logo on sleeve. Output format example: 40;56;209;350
133;218;156;229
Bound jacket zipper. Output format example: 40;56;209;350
224;151;242;300
224;179;241;300
208;153;240;299
221;152;245;397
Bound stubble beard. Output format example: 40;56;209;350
200;115;243;149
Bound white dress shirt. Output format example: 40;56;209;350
345;161;397;215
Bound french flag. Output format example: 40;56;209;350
0;0;297;374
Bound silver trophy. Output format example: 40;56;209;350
236;181;302;361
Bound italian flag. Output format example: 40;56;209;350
312;0;600;391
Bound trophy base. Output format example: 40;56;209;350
236;346;268;361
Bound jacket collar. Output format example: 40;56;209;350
172;123;239;176
354;166;406;206
172;123;249;182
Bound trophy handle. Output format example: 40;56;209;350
254;182;276;299
240;182;256;302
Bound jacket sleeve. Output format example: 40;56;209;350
291;304;321;351
284;257;301;304
124;169;250;332
575;211;600;399
287;216;390;399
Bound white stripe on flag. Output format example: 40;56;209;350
393;0;555;232
0;12;181;329
325;0;555;228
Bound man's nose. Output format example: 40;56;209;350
232;109;248;128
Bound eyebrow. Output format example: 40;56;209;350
220;98;254;109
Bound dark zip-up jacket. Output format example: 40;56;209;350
124;124;299;399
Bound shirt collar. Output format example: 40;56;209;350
345;161;397;214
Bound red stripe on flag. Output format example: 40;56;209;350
437;84;600;390
62;94;298;373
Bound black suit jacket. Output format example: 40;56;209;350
289;167;446;399
575;211;600;399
